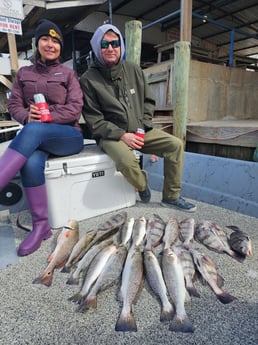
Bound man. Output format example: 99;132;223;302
80;23;196;212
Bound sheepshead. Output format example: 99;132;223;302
77;212;126;255
69;242;117;305
145;214;166;249
162;248;194;333
66;234;116;285
131;216;147;247
33;220;79;287
226;226;252;257
97;211;127;231
179;218;195;248
190;247;237;304
115;246;144;332
78;244;128;311
163;217;180;250
173;245;200;298
120;217;134;247
61;229;97;273
144;249;174;321
194;220;242;262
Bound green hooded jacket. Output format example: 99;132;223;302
80;58;156;142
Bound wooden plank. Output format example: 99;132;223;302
187;120;258;147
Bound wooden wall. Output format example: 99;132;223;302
144;59;258;122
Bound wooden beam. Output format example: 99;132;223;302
180;0;192;42
0;75;12;90
7;34;19;80
125;20;142;66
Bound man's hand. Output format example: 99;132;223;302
120;132;144;149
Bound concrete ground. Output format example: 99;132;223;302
0;190;257;345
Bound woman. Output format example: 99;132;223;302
2;19;84;256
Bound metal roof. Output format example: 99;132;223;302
1;0;258;67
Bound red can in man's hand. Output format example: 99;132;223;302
135;128;145;139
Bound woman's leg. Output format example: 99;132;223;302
8;123;84;256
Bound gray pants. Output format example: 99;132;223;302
99;128;184;200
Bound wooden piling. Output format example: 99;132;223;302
125;20;142;65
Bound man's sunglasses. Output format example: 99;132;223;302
101;39;121;49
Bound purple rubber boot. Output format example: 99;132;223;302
0;148;27;191
17;184;52;256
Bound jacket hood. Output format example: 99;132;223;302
90;24;125;66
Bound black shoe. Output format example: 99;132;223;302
138;171;151;203
161;197;196;212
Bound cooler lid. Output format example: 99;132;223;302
45;143;114;171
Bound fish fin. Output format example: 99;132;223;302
186;286;200;298
84;296;97;309
216;273;224;288
169;315;194;333
132;276;144;305
60;265;71;273
48;253;54;262
115;312;137;332
66;276;80;285
217;291;237;304
226;225;241;232
55;258;67;269
32;272;53;287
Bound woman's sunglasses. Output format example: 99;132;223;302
101;39;121;49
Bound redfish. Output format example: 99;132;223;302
33;219;79;287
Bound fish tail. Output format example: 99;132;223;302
186;286;200;298
115;311;137;332
32;273;53;287
160;306;174;322
66;276;79;285
217;291;237;304
169;315;194;333
67;292;83;303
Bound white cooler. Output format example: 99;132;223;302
45;143;136;228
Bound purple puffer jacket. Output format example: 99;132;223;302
8;59;83;131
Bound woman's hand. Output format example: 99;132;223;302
28;104;41;123
120;132;144;149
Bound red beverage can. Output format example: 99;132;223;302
135;128;145;139
33;93;52;122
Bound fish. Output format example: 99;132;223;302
120;217;134;247
115;246;144;332
162;248;194;333
33;219;79;287
131;216;147;247
173;245;200;298
97;211;127;231
76;212;126;257
78;244;128;312
179;218;195;248
163;217;180;250
69;242;117;305
226;226;252;257
66;235;116;285
190;247;237;304
194;220;243;262
145;213;166;249
144;249;174;322
61;229;97;273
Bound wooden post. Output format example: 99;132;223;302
172;0;192;143
7;33;19;81
125;20;142;65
